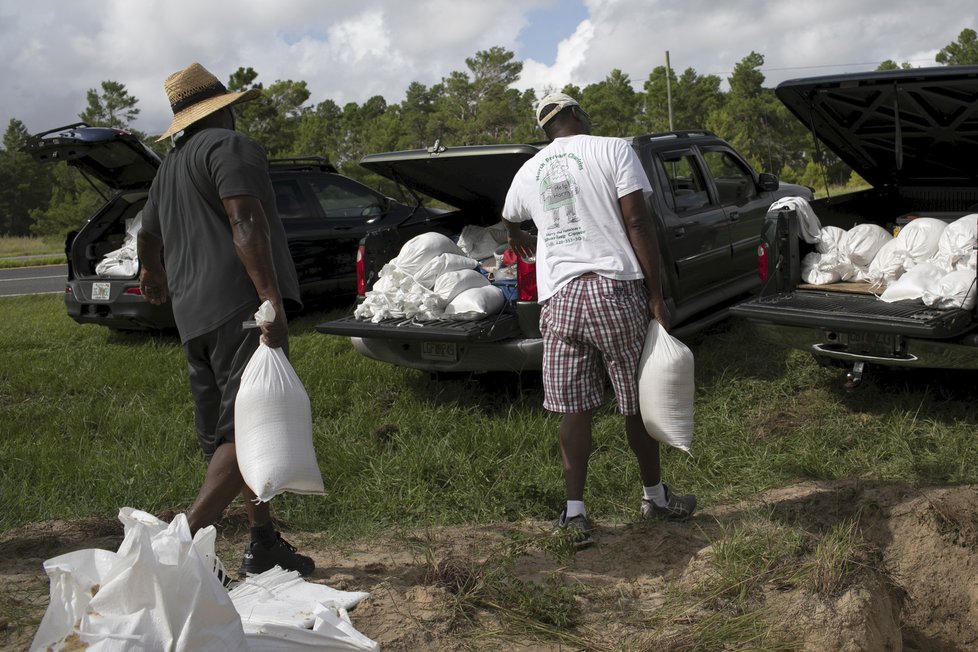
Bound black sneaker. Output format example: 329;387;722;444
552;509;594;548
640;484;697;520
239;533;315;576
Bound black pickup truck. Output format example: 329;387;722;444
730;66;978;384
317;132;812;373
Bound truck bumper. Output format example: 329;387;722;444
351;336;543;373
751;323;978;370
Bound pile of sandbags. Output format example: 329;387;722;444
802;214;977;310
354;231;507;322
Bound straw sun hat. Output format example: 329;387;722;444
156;63;261;141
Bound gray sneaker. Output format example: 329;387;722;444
552;509;594;548
640;485;697;520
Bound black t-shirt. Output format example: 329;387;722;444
142;128;301;342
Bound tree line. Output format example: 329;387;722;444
2;28;977;238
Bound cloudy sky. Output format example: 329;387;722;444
2;0;976;138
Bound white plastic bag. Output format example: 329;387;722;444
895;217;946;266
444;285;506;320
236;301;325;503
816;225;847;254
879;262;945;303
865;238;909;288
32;509;246;652
456;223;506;261
922;269;978;310
935;214;978;271
432;268;490;304
801;252;842;285
841;223;892;268
390;232;464;276
769;196;821;243
413;252;478;289
230;567;377;651
637;321;694;454
95;212;143;278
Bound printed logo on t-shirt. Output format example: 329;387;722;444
536;152;584;230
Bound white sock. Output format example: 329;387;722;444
566;500;586;519
644;483;667;507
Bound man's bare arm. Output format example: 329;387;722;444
619;189;670;330
137;229;169;305
224;195;287;348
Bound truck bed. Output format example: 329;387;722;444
733;289;975;338
316;312;522;342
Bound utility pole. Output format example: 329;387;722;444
665;51;674;131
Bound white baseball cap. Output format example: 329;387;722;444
535;92;580;128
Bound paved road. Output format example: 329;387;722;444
0;264;68;297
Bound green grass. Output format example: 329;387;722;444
0;236;63;257
0;236;66;268
3;294;978;537
5;294;978;648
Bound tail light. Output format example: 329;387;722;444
125;287;143;295
517;256;538;301
757;242;769;283
355;244;366;296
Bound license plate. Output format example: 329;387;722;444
421;341;457;361
91;282;111;301
839;332;901;357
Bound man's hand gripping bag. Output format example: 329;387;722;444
637;320;694;454
235;302;325;502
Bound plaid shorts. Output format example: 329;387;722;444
540;275;650;415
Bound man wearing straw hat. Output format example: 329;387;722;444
137;62;313;577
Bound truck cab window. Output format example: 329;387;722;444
308;175;385;218
703;150;757;204
656;152;711;213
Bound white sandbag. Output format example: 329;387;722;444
841;223;892;268
444;285;506;320
879;262;945;303
413;252;478;289
801;252;842;285
95;212;143;278
895;217;946;266
457;223;506;261
432;268;490;304
922;269;977;310
769;196;821;243
955;249;977;272
865;238;909;288
32;510;245;652
637;320;694;454
236;302;325;503
354;263;443;322
935;213;978;271
816;225;847;254
390;232;465;276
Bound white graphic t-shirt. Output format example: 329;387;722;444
502;134;652;302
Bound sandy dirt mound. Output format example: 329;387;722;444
4;481;978;651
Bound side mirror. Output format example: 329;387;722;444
757;172;779;192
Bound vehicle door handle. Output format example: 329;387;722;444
672;226;685;237
728;211;740;221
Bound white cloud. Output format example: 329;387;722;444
1;0;975;138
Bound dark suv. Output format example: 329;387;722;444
24;123;441;331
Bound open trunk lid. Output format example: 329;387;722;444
360;144;540;214
775;65;978;189
22;123;161;190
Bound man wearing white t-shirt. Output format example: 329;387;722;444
502;93;696;547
